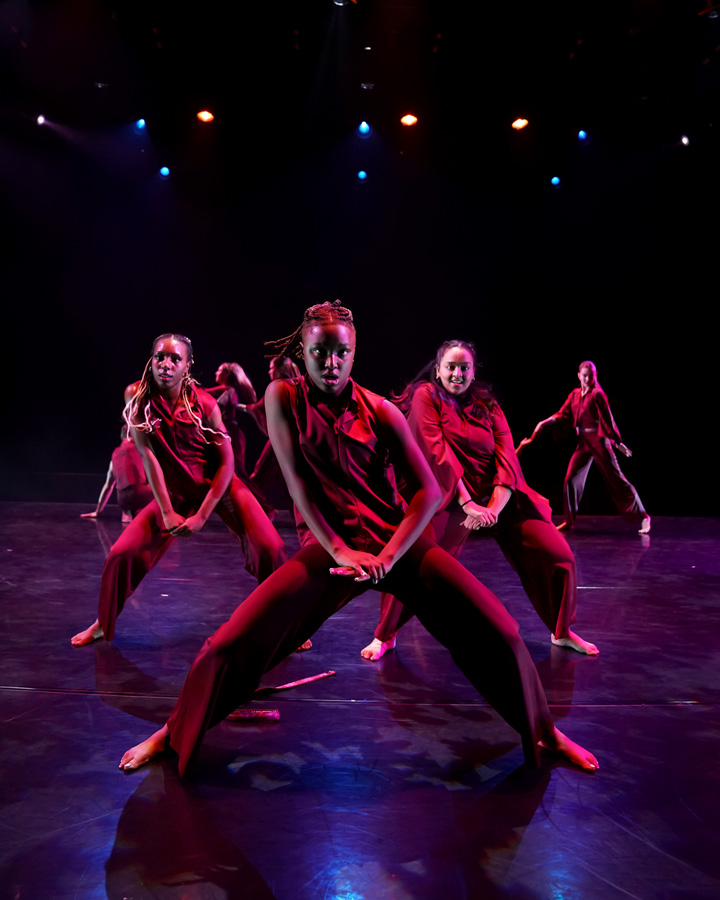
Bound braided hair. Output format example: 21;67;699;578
265;300;355;362
123;333;228;444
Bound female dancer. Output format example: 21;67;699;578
532;361;650;533
71;334;286;646
119;303;598;774
244;356;302;512
81;426;153;524
205;362;257;479
361;340;597;662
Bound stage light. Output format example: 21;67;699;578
135;118;146;130
400;114;418;127
357;170;368;180
511;118;529;130
37;115;46;125
551;176;561;187
358;121;370;135
681;135;690;146
578;130;588;140
197;110;214;123
159;166;170;177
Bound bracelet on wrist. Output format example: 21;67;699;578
460;499;471;509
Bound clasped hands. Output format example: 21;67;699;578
461;501;497;531
163;510;207;537
329;548;393;583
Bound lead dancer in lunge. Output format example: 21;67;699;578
71;333;286;646
120;304;598;775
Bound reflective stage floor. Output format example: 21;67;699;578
1;502;719;900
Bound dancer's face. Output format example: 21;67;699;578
215;365;229;385
303;323;356;395
152;337;191;392
578;366;594;391
436;346;475;397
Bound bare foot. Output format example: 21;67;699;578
540;726;598;771
556;521;572;532
296;639;313;652
551;630;599;656
639;515;651;534
71;620;104;646
119;725;170;771
360;636;396;661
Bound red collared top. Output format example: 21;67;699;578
284;376;406;553
408;382;551;523
140;387;224;504
554;387;622;444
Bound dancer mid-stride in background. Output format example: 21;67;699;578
360;340;597;662
71;333;286;646
531;360;650;534
119;303;598;775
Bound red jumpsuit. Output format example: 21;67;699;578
374;382;577;642
554;387;646;527
164;376;556;776
97;388;286;639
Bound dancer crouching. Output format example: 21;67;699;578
71;333;286;646
120;303;597;774
361;340;597;662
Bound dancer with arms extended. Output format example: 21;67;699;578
532;360;650;534
361;340;597;662
120;303;597;775
71;333;286;646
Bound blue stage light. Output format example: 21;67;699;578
159;166;170;177
136;118;146;130
578;130;587;141
357;170;368;181
551;176;561;187
358;121;371;135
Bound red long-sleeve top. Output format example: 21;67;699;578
554;387;622;444
408;382;552;523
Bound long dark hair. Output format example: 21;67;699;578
393;339;496;420
216;362;258;404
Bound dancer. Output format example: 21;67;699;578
81;426;153;524
244;356;302;513
119;303;598;775
71;333;286;646
532;361;650;533
205;362;257;480
361;340;598;662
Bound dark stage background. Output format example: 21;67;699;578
1;0;717;514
